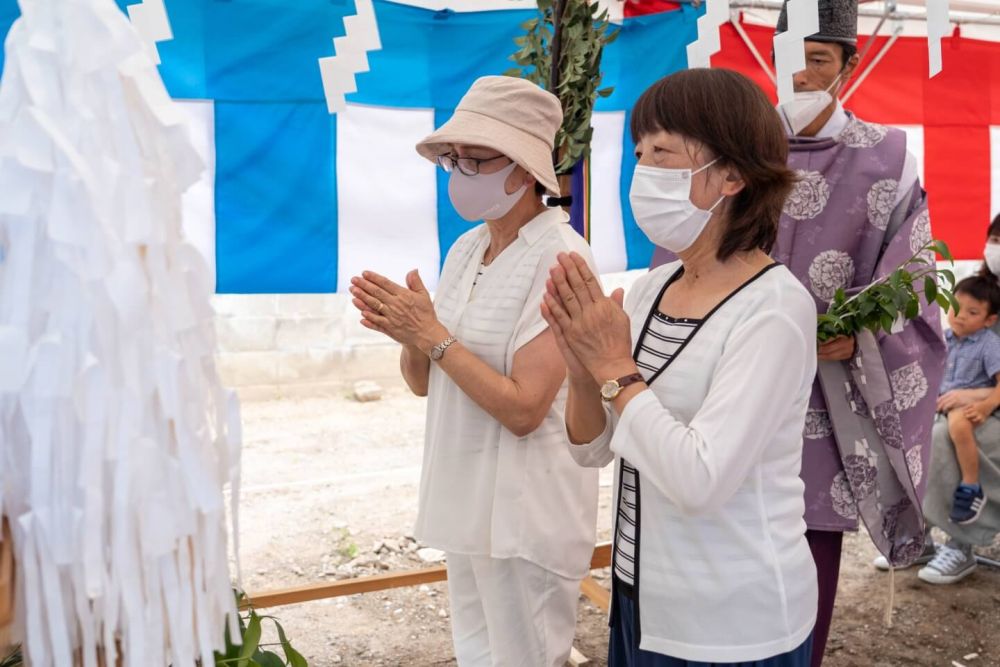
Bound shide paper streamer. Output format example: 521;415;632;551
773;0;820;104
319;0;383;114
687;0;731;69
926;0;950;77
0;0;242;665
126;0;172;64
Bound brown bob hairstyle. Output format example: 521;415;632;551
630;68;796;261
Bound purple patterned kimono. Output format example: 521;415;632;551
652;114;946;566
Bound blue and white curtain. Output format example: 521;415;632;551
0;0;703;292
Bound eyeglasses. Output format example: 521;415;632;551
436;153;510;176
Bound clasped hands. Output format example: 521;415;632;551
348;269;449;355
540;252;636;386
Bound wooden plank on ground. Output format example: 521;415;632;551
589;542;611;569
579;576;610;612
246;565;447;609
245;542;613;610
568;646;590;666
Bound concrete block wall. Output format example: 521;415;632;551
211;262;973;400
213;294;401;400
211;272;655;400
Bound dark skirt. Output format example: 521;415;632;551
608;585;814;667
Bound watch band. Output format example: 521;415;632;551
429;336;457;361
600;372;645;402
615;372;645;390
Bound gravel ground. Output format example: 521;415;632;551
233;385;1000;667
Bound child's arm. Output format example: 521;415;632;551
939;387;993;413
962;374;1000;425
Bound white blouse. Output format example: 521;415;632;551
414;208;600;580
569;262;819;662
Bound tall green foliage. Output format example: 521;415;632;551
506;0;618;175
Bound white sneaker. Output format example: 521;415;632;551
872;540;936;571
917;542;977;585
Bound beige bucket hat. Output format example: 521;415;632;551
416;76;563;195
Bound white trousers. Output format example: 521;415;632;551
445;553;582;667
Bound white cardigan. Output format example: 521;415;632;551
570;261;819;662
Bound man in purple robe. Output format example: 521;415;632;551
651;1;945;665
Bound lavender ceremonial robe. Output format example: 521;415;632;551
651;116;946;565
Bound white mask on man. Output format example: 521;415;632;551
447;161;526;222
984;242;1000;275
778;73;843;136
629;158;725;253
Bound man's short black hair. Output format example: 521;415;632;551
955;275;1000;316
838;42;858;68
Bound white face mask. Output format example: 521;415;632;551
778;74;842;136
629;158;725;253
447;161;526;222
984;243;1000;275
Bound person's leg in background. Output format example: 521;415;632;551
805;529;844;667
445;553;492;667
946;410;988;524
948;410;982;487
478;556;581;667
918;536;978;584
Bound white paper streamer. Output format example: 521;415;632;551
926;0;951;77
686;0;731;69
319;0;383;114
126;0;172;65
772;0;820;104
0;0;242;665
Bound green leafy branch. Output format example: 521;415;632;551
505;0;619;175
214;590;308;667
817;240;959;342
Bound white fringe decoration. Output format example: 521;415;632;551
0;1;242;665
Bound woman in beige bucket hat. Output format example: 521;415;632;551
349;76;600;666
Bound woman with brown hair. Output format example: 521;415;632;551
542;68;818;666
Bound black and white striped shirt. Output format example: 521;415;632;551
613;311;700;590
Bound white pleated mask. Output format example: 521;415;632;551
447;161;526;222
778;74;843;135
984;242;1000;275
629;159;725;253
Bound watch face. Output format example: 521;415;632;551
600;381;619;401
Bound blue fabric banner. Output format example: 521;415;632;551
215;101;338;293
0;0;702;292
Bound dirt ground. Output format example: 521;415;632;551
234;386;1000;667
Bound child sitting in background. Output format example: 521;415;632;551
938;275;1000;524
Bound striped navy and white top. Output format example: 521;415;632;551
613;310;701;590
